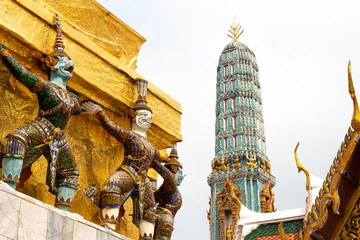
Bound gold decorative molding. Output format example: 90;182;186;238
338;197;360;239
260;181;276;213
216;176;242;240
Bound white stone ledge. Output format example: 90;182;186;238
0;181;131;240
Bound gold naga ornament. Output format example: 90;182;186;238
294;142;312;219
348;61;360;132
294;142;311;192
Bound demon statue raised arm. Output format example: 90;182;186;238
151;143;185;240
0;13;81;211
82;78;160;239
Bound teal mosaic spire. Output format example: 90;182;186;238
215;40;266;162
207;23;276;240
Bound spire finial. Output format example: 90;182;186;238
53;12;65;50
227;18;244;41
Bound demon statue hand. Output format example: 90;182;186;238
0;13;81;211
151;143;185;240
82;79;160;239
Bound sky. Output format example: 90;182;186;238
96;0;360;239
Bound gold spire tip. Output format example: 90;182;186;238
227;19;244;41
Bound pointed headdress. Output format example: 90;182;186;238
132;78;152;113
165;143;183;169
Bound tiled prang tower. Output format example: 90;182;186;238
207;22;276;240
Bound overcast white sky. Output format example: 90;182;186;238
96;1;360;239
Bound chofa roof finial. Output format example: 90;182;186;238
294;142;310;192
348;61;360;132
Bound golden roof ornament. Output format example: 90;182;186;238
294;142;310;192
278;221;294;240
348;61;360;131
227;175;242;209
294;142;314;220
227;19;244;41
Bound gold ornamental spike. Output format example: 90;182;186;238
348;61;360;132
227;18;244;41
227;176;242;210
278;222;289;240
53;12;65;50
294;142;310;191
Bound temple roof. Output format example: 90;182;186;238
297;62;360;239
244;219;303;240
238;207;305;239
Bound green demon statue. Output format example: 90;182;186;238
0;13;81;211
